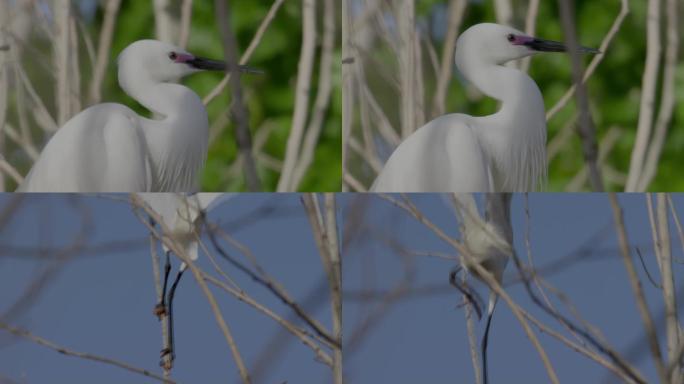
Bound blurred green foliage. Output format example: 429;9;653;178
8;0;341;191
361;0;683;191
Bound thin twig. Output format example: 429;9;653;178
89;0;121;104
557;0;603;191
276;0;317;191
608;193;668;382
290;0;336;190
637;0;679;191
656;194;681;383
546;0;629;120
178;0;193;49
625;0;661;191
148;231;172;377
205;218;339;349
214;0;261;191
635;247;662;289
0;322;175;383
431;0;466;117
203;0;286;105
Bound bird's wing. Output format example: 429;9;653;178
17;104;151;192
372;115;492;192
101;112;152;191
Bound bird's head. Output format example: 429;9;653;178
117;40;262;85
455;23;599;68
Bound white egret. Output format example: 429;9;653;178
17;40;260;192
136;192;235;366
371;23;599;192
452;193;513;384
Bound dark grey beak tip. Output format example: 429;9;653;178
526;38;600;55
581;47;601;55
188;57;264;75
238;65;265;75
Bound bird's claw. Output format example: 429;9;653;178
159;347;174;370
153;303;167;319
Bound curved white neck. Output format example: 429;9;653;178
122;80;209;192
458;61;547;191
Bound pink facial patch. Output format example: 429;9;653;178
173;53;195;63
510;35;534;46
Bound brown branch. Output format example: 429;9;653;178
557;0;603;191
608;193;668;382
0;322;174;383
214;0;261;191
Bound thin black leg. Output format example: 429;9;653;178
481;309;495;384
154;251;172;319
166;268;185;362
449;267;483;319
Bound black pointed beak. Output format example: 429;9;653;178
524;38;600;54
187;57;264;74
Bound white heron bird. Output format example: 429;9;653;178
371;23;599;192
452;193;513;384
17;40;260;192
136;192;235;366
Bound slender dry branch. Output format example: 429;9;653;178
215;0;261;191
153;0;175;43
546;0;629;120
202;272;334;367
0;322;174;383
637;0;679;191
341;0;353;191
53;0;72;126
178;0;193;49
520;0;540;72
148;231;171;377
89;0;120;104
398;0;416;139
558;0;603;191
290;0;336;190
463;272;481;384
203;0;285;105
608;193;668;382
656;194;681;383
323;194;343;384
277;0;317;191
625;0;661;191
204;217;339;349
431;0;466;117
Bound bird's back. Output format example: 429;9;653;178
371;114;493;192
17;104;152;192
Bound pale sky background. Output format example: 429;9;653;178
341;193;684;384
0;194;335;384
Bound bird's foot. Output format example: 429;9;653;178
159;347;174;370
153;303;167;319
449;268;483;320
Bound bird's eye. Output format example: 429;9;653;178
168;52;177;61
507;34;515;42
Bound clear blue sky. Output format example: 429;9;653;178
340;193;684;383
0;194;335;384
